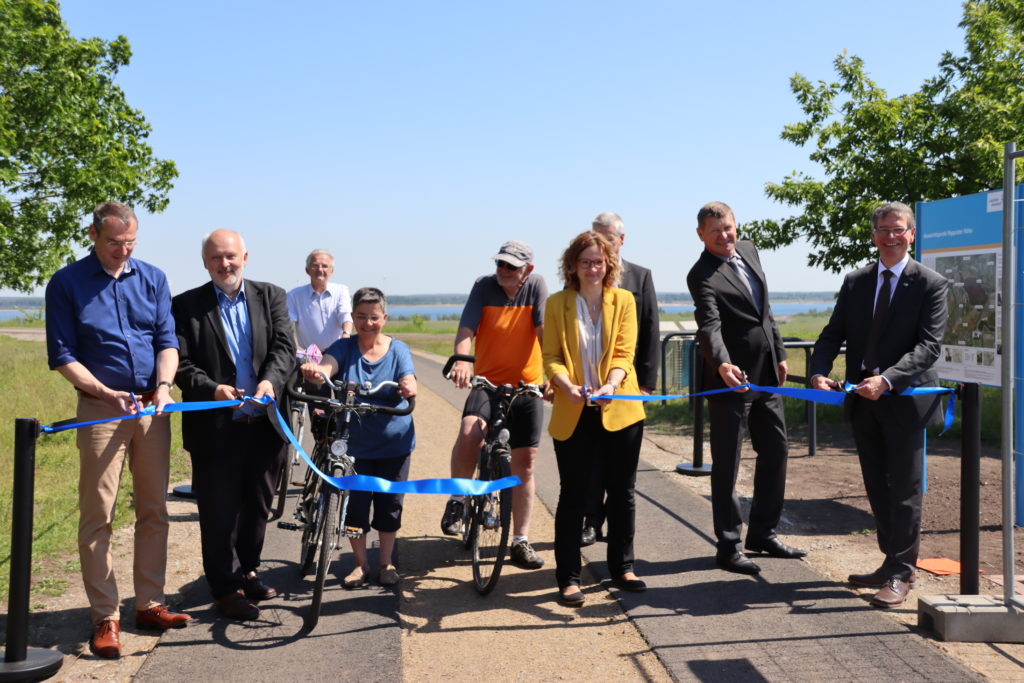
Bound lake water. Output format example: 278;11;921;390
387;302;834;319
0;301;834;323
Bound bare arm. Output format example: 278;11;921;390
153;347;178;413
449;325;476;389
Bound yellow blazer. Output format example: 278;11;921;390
543;287;646;440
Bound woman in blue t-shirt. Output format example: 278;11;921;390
300;287;416;588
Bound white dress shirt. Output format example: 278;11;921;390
286;282;352;350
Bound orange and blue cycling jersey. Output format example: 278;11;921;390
459;273;548;385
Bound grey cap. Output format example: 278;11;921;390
493;240;533;267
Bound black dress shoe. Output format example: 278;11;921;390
744;536;808;559
217;591;260;621
558;587;585;606
580;526;597;548
613;576;647;592
243;573;277;601
849;568;918;588
716;552;761;575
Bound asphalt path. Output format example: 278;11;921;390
137;351;980;682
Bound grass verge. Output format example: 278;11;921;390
0;337;190;602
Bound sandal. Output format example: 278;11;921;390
343;565;368;589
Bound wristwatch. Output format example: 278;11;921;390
156;380;174;390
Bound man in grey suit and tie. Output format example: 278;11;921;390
810;202;948;607
687;201;807;575
579;212;661;546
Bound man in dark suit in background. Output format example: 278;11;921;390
173;229;295;620
686;201;806;575
581;212;660;547
810;202;948;607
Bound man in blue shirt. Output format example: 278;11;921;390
45;202;191;660
173;229;295;621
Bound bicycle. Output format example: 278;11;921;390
272;345;324;520
442;353;543;595
278;368;414;628
270;396;306;521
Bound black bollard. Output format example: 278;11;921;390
960;383;981;595
677;344;712;476
1;418;63;680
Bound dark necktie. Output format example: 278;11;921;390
862;269;893;375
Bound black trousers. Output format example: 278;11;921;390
708;391;788;555
348;453;411;533
849;394;927;580
190;418;286;598
553;407;643;588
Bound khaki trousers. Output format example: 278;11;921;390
76;394;170;623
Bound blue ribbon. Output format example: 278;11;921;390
40;395;521;495
590;382;958;433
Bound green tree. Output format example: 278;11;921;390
0;0;176;291
744;0;1024;272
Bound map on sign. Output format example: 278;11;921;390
923;249;1000;384
917;188;1011;386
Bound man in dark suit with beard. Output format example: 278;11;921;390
580;212;660;547
173;229;295;620
810;202;948;607
686;201;806;575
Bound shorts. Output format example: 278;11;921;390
461;387;542;449
347;453;412;534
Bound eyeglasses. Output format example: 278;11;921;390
105;239;137;249
872;228;909;238
495;260;522;271
354;314;384;323
578;259;605;270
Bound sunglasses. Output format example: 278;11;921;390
495;260;522;271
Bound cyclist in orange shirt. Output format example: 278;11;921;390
441;241;548;569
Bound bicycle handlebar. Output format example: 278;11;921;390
442;354;543;398
285;370;416;416
442;353;475;377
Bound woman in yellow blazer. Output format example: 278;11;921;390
543;231;646;606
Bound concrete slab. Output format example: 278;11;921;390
919;594;1024;643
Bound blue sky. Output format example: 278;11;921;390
8;1;969;297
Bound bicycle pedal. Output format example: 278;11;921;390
277;521;309;531
341;525;363;538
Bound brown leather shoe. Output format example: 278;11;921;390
90;619;121;659
849;568;917;588
871;576;911;607
217;590;260;621
137;604;192;630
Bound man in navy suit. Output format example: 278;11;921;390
173;229;295;620
811;202;948;607
687;202;806;575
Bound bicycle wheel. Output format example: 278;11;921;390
471;449;512;595
461;495;474;550
309;483;340;629
273;406;305;520
299;453;324;575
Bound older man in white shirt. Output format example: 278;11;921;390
287;249;353;350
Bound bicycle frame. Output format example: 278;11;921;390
443;353;542;595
